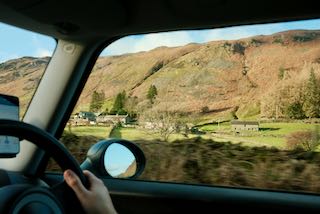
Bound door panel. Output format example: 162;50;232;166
44;173;320;213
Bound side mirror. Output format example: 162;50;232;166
80;139;145;178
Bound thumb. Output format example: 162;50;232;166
64;169;89;199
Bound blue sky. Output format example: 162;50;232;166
104;143;135;177
1;18;320;62
0;23;56;63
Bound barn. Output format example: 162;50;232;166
231;120;259;132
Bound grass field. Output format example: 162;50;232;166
198;122;320;149
52;122;320;194
200;122;319;134
65;125;113;139
110;127;200;142
63;122;320;150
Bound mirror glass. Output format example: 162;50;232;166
104;143;137;178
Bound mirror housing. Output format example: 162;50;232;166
80;139;145;178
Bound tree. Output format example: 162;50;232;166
278;67;285;80
232;42;245;55
125;96;139;118
147;85;158;104
89;90;105;112
231;106;239;119
201;106;210;114
286;129;320;151
303;69;320;118
110;91;127;115
261;83;305;119
142;110;181;141
261;85;289;119
286;102;305;119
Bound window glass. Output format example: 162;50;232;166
59;18;320;193
0;23;56;118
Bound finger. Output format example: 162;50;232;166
64;170;89;198
83;170;104;188
83;170;101;183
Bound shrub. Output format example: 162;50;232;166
250;39;263;47
150;61;164;74
292;32;319;43
232;42;245;55
286;131;320;151
272;37;284;45
278;67;285;80
117;108;127;115
231;106;239;119
201;106;210;113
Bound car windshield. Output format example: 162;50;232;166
0;23;55;118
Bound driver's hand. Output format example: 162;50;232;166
64;169;117;214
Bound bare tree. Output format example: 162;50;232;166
142;110;181;141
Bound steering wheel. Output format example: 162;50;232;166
0;119;87;213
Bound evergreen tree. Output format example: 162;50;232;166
110;91;127;115
303;69;320;118
278;67;285;80
147;85;158;104
89;90;105;112
125;96;138;118
286;102;305;119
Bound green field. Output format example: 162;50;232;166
65;126;113;139
110;127;200;142
199;122;320;149
63;122;320;149
200;122;319;134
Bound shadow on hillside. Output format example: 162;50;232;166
259;128;280;131
201;107;232;115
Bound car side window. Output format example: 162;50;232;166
54;18;320;194
0;22;56;118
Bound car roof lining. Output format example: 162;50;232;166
1;0;320;41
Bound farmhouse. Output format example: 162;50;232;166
68;111;97;126
231;120;259;131
96;114;130;125
77;111;96;121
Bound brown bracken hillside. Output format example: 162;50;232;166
1;30;320;119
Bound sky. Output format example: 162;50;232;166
1;18;320;63
0;23;56;63
104;143;135;177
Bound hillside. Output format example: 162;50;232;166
118;161;137;178
0;57;50;116
1;30;320;121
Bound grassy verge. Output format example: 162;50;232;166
48;130;320;194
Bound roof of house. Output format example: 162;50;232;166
231;120;259;125
98;114;128;118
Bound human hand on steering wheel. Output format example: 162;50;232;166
0;119;116;213
64;169;117;214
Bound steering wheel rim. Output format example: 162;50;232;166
0;119;87;213
0;119;87;184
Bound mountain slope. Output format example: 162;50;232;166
1;30;320;120
0;57;49;115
